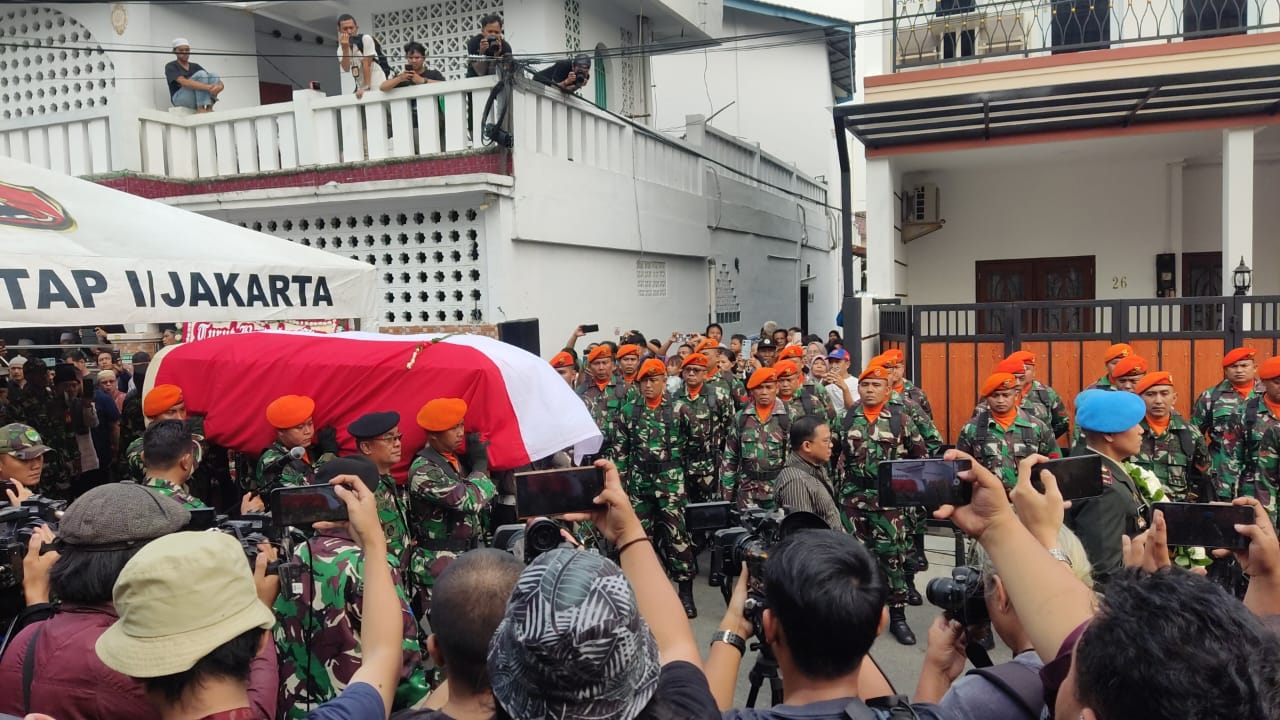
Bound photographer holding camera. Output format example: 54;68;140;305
487;459;719;720
465;14;512;78
915;457;1095;720
274;456;429;718
0;483;278;720
705;529;949;720
535;54;591;94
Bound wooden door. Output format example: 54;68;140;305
1183;251;1223;331
975;256;1095;333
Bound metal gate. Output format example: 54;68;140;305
879;295;1280;443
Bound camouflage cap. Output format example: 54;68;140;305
0;423;51;460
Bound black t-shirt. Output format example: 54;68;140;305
164;60;205;96
535;60;588;89
723;696;951;720
465;34;513;77
387;68;447;88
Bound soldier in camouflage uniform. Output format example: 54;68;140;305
834;362;928;645
775;358;838;427
579;345;630;453
350;411;413;574
550;350;579;387
407;397;495;615
1239;356;1280;522
1071;355;1149;454
1006;350;1071;439
878;348;935;420
673;352;735;505
721;367;792;510
1129;370;1215;503
254;394;339;505
141;419;263;514
1191;347;1262;498
122;384;192;480
607;358;700;616
0;423;51;496
957;372;1058;489
13;364;82;500
1086;343;1135;391
274;456;430;717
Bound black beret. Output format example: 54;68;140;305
347;411;400;440
315;455;381;492
60;482;190;547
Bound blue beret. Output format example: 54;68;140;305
347;411;400;439
1074;389;1145;433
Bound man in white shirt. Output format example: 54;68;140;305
824;348;858;412
336;14;387;98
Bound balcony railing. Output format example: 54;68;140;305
0;76;499;180
892;0;1280;70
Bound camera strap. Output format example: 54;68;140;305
843;694;918;720
965;661;1044;720
21;625;42;714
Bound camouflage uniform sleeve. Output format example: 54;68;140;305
720;413;742;501
1191;425;1220;500
610;404;632;479
1045;386;1071;439
915;411;944;457
1256;424;1280;520
1034;418;1058;456
717;386;738;456
955;421;978;459
903;413;929;459
1190;390;1214;438
1217;412;1246;499
408;457;497;513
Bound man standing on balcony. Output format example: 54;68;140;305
337;14;387;99
1193;347;1263;499
465;13;513;78
165;39;223;112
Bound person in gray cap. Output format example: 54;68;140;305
0;483;198;719
487;459;720;720
0;422;51;495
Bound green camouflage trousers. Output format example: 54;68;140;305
843;491;910;607
631;475;695;583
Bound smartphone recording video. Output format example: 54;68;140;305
515;466;606;518
1029;455;1105;500
1153;502;1254;550
877;459;973;510
272;485;350;528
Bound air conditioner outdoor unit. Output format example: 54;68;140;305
904;183;940;224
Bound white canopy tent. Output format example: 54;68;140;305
0;157;375;328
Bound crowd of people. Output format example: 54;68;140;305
0;319;1277;720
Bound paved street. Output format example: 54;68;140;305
686;531;1013;709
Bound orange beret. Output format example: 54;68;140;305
417;397;467;432
980;372;1019;398
694;338;719;354
1135;371;1174;395
1104;343;1133;362
777;346;804;361
616;344;641;359
550;351;575;369
859;364;890;382
747;367;778;390
586;345;613;363
1008;350;1036;366
1259;356;1280;380
1111;355;1148;379
1223;347;1257;367
266;394;316;429
774;359;801;378
680;352;709;369
880;348;905;365
143;384;184;418
635;358;667;381
994;357;1027;375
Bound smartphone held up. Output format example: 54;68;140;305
878;459;973;511
514;466;606;518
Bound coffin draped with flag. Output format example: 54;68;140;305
150;331;602;473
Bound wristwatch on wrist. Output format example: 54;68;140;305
1048;548;1073;567
711;629;747;656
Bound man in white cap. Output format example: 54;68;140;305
165;38;223;112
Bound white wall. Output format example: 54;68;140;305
1183;160;1280;296
650;8;838;180
903;157;1170;304
253;16;339;99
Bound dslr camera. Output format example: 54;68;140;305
0;495;65;591
926;565;987;627
494;518;575;565
689;502;828;598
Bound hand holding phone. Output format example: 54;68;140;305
580;323;599;334
272;484;351;527
515;466;606;518
1029;455;1104;500
1154;502;1254;550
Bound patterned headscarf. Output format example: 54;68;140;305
487;549;661;720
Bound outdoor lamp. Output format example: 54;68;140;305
1233;257;1252;296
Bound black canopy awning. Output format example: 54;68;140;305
836;64;1280;150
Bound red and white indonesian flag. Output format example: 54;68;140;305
150;331;602;474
